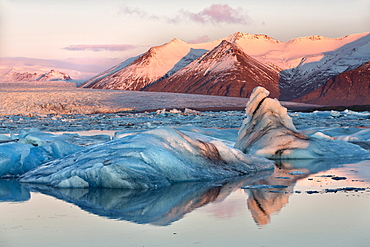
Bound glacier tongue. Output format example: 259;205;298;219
19;127;274;189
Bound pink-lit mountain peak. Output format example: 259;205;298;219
82;31;370;103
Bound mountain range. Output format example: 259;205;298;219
80;32;370;106
2;68;72;82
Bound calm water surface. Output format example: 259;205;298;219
1;160;369;247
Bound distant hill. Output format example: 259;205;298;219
2;68;72;82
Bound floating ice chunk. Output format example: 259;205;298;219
0;133;87;177
330;110;341;118
169;109;182;114
311;132;335;140
235;87;370;159
50;139;85;159
19;131;56;146
19;127;274;189
241;184;288;189
184;108;200;115
0;143;32;176
336;129;370;142
288;171;307;175
0;134;11;141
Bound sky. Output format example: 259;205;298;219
1;0;369;77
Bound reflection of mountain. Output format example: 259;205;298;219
23;172;272;226
0;179;30;202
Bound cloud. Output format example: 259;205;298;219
181;4;251;25
63;44;140;52
187;35;211;44
118;6;160;20
118;4;251;25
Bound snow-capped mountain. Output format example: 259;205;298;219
2;67;41;82
81;39;198;90
82;32;370;105
81;33;283;91
80;56;139;88
143;40;280;98
293;61;370;106
37;69;72;81
278;33;370;100
2;68;72;82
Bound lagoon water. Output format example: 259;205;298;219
1;159;369;247
1;83;370;246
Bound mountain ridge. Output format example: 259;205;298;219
79;32;370;105
2;68;72;82
143;40;281;98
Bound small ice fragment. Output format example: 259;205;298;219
241;184;288;189
330;111;341;118
306;190;320;194
288;171;306;175
268;190;287;193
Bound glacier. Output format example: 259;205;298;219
235;87;370;159
19;128;274;189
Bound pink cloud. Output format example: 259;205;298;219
187;35;211;44
181;4;251;25
118;4;251;26
118;6;160;20
63;44;140;52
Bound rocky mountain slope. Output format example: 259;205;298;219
278;33;370;101
143;40;280;98
293;61;370;106
80;39;199;90
82;32;370;106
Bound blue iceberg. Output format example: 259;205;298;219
19;128;274;189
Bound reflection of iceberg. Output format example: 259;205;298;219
244;158;367;226
235;87;370;159
20;128;274;189
24;172;272;226
0;179;30;202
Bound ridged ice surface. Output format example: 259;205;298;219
19;128;274;189
235;87;370;159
